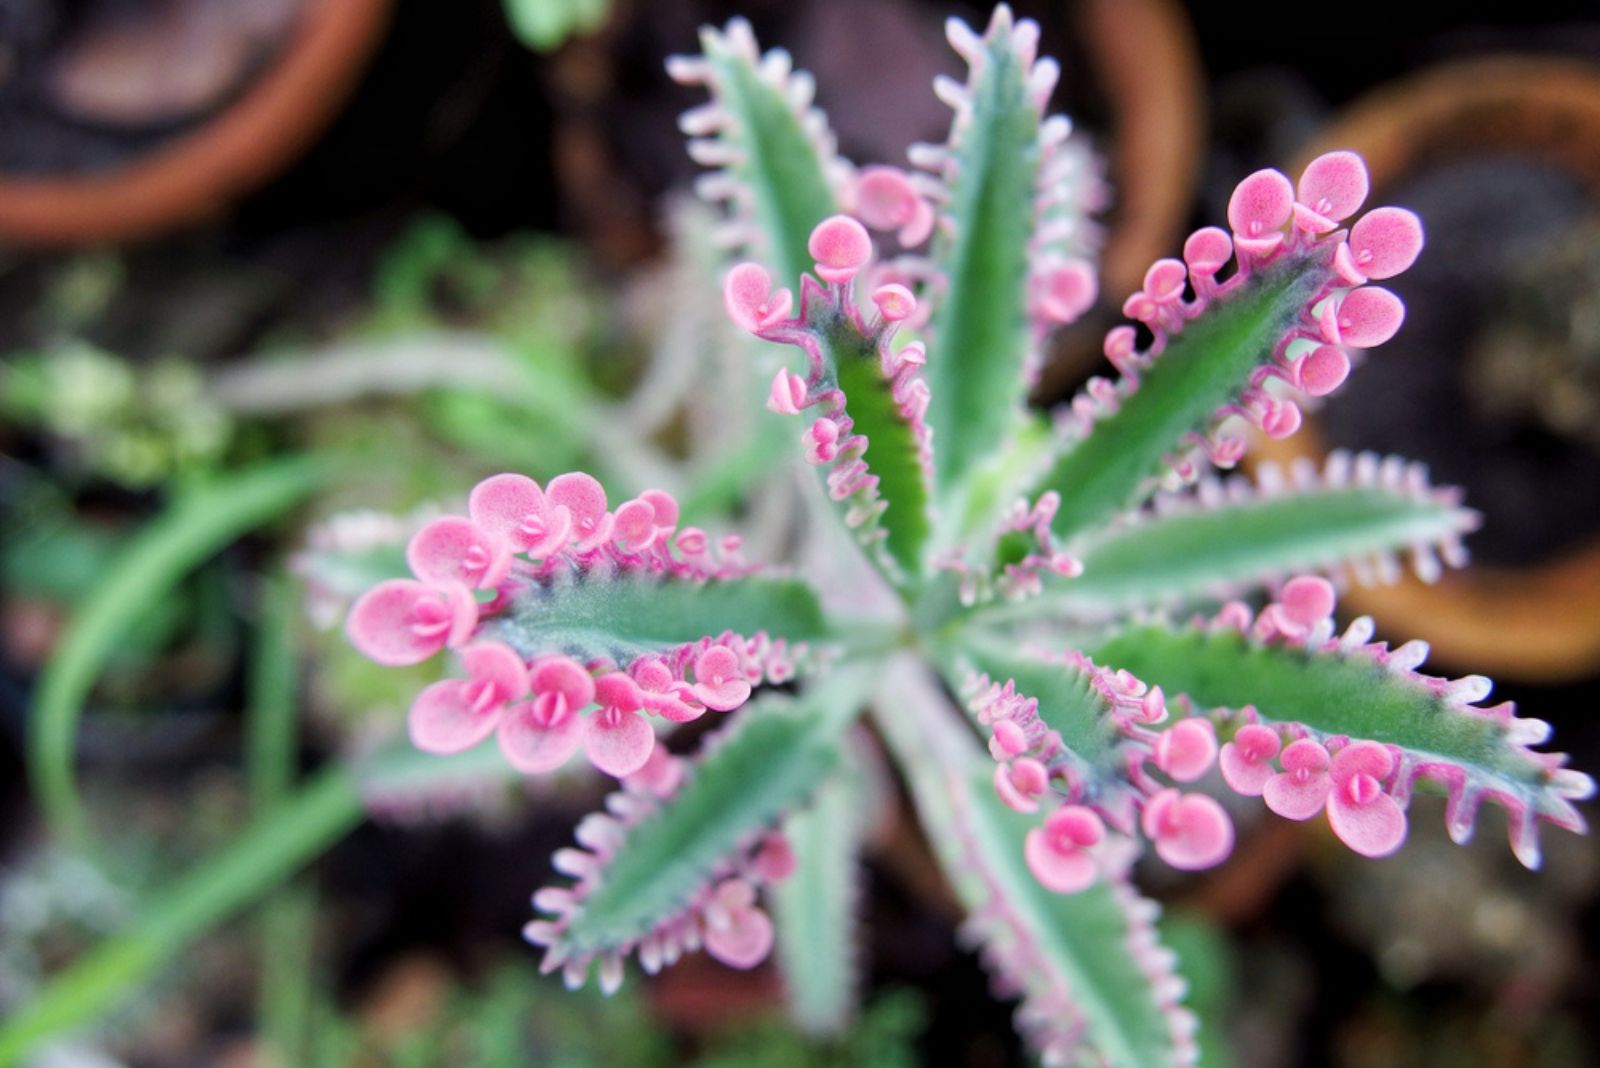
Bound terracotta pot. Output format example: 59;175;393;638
1258;56;1600;682
0;0;392;246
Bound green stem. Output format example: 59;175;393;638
29;455;331;850
0;767;364;1067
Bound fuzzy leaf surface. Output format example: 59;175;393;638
1089;626;1550;796
556;666;870;957
925;27;1041;502
986;473;1474;619
812;308;932;582
773;740;871;1036
481;570;828;662
1033;265;1320;541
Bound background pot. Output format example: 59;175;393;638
1259;56;1600;682
0;0;392;246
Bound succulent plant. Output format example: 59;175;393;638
338;8;1593;1065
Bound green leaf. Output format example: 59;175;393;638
1083;622;1587;862
924;20;1042;504
29;455;332;848
773;740;872;1037
1089;625;1544;788
482;570;829;662
808;306;932;586
1032;265;1322;542
982;458;1476;620
554;666;871;959
875;657;1190;1068
0;766;364;1066
946;635;1120;766
691;22;842;286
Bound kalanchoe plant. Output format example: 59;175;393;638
340;7;1594;1065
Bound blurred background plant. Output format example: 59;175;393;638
0;1;1597;1066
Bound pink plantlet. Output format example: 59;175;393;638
1329;285;1405;348
640;488;680;532
1153;718;1218;783
803;417;842;463
498;656;596;775
723;262;795;333
408;641;530;753
1326;741;1407;857
1339;206;1424;283
624;745;686;798
630;655;703;723
1296;344;1351;396
808;214;873;284
1225;169;1294;257
1219;724;1282;796
1262;738;1333;820
405;515;512;590
996;757;1049;813
469;472;574;558
1035;259;1098;323
1140;789;1234;870
854;165;935;246
613;497;662;554
751;832;797;883
702;878;775;969
692;644;754;711
1293;149;1368;233
547;472;613;553
346;578;476;666
585;672;656;778
1025;805;1104;894
871;283;918;322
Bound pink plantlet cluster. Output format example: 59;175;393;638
728;213;936;574
968;650;1234;891
947;777;1199;1066
524;727;799;991
345;471;804;781
1196;577;1594;867
1062;151;1423;486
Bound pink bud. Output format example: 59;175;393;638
346;578;477;666
612;498;660;553
1182;227;1233;275
585;673;655;778
1347;207;1424;280
723;262;793;333
1024;805;1104;893
872;283;917;322
1263;738;1332;820
808;215;873;284
1280;575;1336;628
469;473;570;557
691;645;753;712
1294;151;1369;232
803;417;842;463
1037;259;1098;323
640;488;680;531
408;641;529;754
1142;258;1188;304
855;166;935;246
1227;169;1294;248
406;516;512;590
1155;718;1219;783
995;757;1049;813
1336;286;1405;347
752;832;797;883
990;719;1029;758
1327;741;1407;857
1260;398;1303;439
703;880;775;969
1141;789;1234;870
547;472;612;552
1296;344;1350;396
1219;724;1282;796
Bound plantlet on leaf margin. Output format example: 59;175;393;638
334;6;1592;1065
